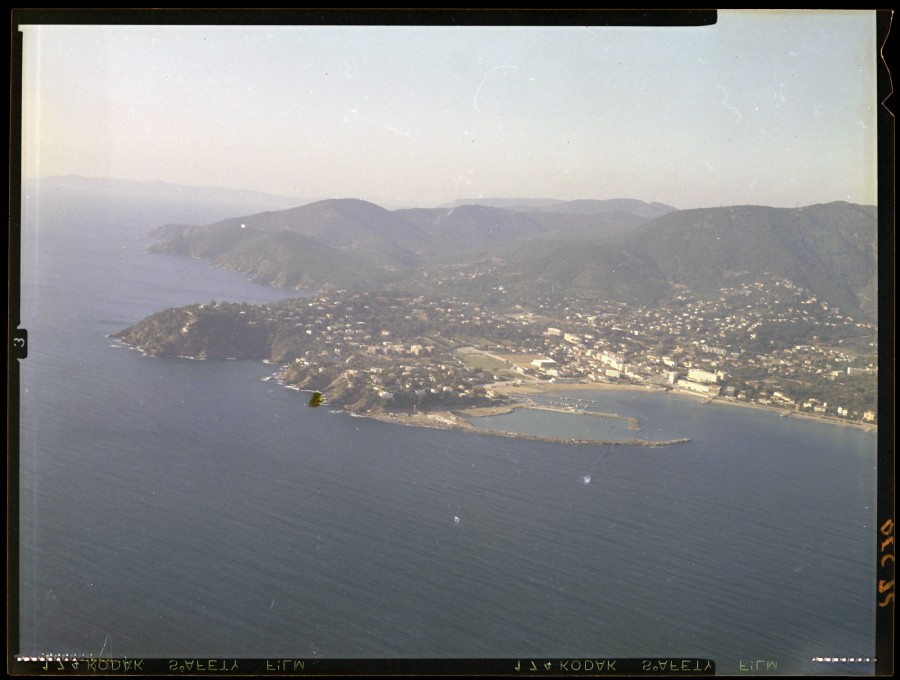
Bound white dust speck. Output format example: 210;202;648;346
473;65;517;112
717;85;743;123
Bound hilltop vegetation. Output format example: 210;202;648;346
145;196;877;322
620;202;877;318
113;291;538;413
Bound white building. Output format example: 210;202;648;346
600;352;625;371
687;368;719;384
531;358;558;369
677;379;721;396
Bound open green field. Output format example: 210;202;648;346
494;352;546;367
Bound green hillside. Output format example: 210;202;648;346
621;202;877;318
146;196;877;318
487;238;672;304
216;231;397;290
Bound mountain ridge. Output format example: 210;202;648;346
28;172;856;322
143;195;877;320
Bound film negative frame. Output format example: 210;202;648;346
7;8;894;676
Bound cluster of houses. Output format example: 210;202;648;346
498;276;876;422
262;279;875;423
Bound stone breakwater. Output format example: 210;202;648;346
467;430;691;447
365;410;690;447
509;403;642;431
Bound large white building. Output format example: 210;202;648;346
677;379;721;396
687;368;719;384
531;358;558;369
600;352;626;371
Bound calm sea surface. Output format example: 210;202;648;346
17;193;878;673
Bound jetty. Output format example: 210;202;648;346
467;400;642;431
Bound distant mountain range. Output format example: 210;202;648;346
25;177;876;321
150;195;678;265
144;191;876;320
439;197;677;219
23;175;311;230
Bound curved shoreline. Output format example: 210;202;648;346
118;343;876;437
491;379;878;433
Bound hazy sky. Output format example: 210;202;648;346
19;10;879;209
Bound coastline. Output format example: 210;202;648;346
361;408;689;447
267;371;674;444
124;340;877;436
269;369;875;439
491;379;877;433
701;394;878;432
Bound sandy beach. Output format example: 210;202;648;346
489;379;877;433
700;394;878;432
294;375;875;437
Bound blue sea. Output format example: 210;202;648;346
16;187;878;674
